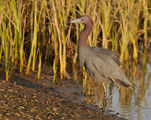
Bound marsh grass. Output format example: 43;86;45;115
0;0;151;106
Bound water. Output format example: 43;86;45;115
110;62;151;120
78;50;151;120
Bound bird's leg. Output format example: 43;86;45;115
102;83;107;112
102;83;107;103
106;79;120;102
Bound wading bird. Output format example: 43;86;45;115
71;15;132;111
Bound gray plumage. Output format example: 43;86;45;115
71;15;132;110
79;46;131;87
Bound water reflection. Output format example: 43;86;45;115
111;54;151;120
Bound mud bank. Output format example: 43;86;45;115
0;70;127;120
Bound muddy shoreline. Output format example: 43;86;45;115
0;70;127;120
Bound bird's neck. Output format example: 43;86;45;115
78;23;92;49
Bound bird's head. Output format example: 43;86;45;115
71;15;93;25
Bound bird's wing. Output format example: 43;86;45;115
101;49;120;65
92;53;120;78
91;47;120;65
89;52;131;87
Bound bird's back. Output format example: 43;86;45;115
79;46;132;88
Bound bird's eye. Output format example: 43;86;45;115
81;18;84;20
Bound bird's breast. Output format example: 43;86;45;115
78;47;91;68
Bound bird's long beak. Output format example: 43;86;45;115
70;18;82;23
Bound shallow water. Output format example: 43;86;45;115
108;61;151;120
78;51;151;120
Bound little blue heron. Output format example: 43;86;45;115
71;15;132;111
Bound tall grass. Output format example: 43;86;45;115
0;0;151;105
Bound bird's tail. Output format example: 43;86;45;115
117;80;134;89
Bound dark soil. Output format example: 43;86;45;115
0;68;127;120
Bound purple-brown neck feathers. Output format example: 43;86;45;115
78;19;93;49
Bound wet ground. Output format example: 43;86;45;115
0;70;126;120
